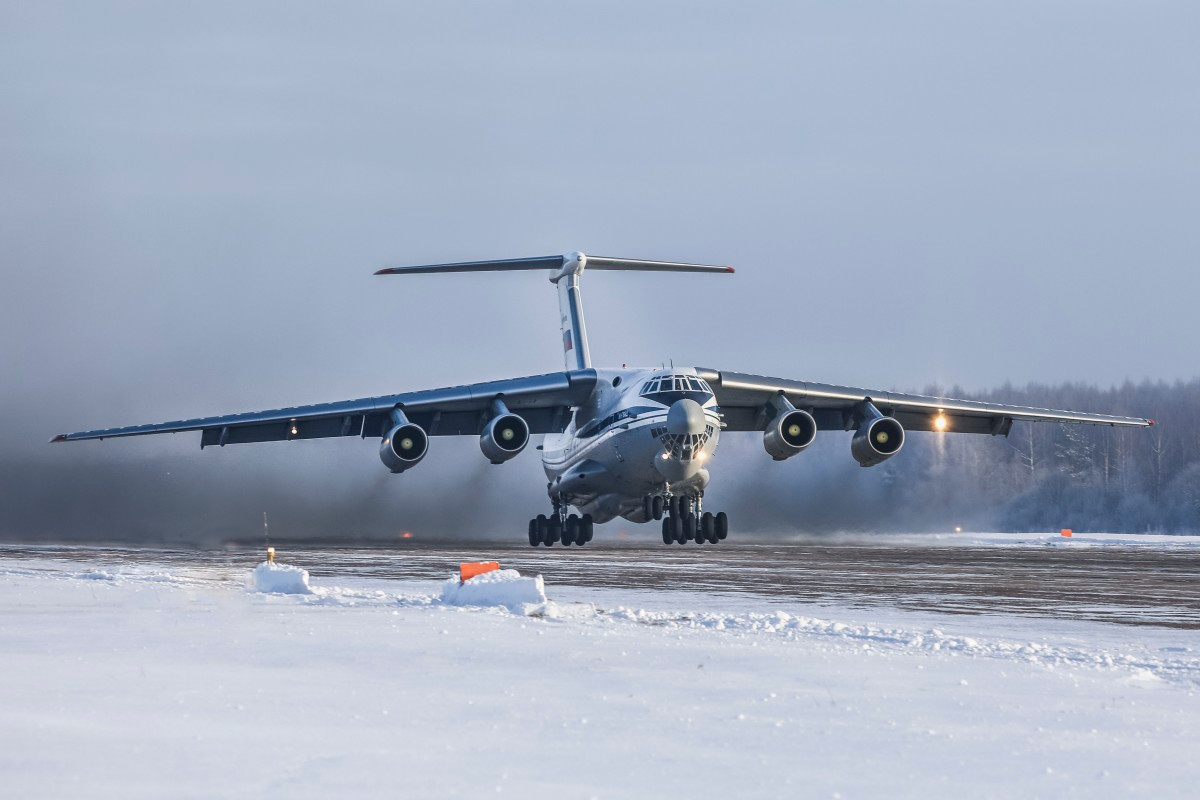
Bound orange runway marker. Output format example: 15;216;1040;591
460;561;500;582
1061;529;1073;538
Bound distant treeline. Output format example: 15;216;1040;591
2;379;1197;544
875;379;1200;534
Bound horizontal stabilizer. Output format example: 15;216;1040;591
375;255;564;275
375;252;733;276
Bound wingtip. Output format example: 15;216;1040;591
50;434;67;443
373;268;393;276
1148;419;1157;427
725;266;736;273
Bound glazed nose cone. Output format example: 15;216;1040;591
667;398;706;436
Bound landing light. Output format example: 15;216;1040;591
934;414;948;432
290;424;298;436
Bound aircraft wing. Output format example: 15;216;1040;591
51;370;599;447
696;368;1154;435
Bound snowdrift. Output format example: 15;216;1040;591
440;568;545;610
249;561;312;595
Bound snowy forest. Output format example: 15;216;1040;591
856;379;1200;534
4;379;1199;543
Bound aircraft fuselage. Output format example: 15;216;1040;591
541;367;722;523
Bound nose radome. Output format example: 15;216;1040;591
667;398;706;436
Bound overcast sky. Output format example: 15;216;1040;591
1;2;1197;539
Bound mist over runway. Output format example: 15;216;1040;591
7;533;1198;629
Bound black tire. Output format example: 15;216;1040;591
662;517;673;544
651;495;664;521
547;518;562;545
581;514;594;542
535;515;548;545
701;512;715;543
715;511;728;540
643;495;653;522
682;512;697;542
563;515;578;546
670;515;684;544
528;519;538;547
668;496;680;519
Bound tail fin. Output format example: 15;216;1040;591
376;251;734;371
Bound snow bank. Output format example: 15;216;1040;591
249;561;312;595
440;568;545;610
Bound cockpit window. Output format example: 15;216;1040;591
639;374;713;406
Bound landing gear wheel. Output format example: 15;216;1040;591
701;512;715;544
546;517;562;546
682;513;697;542
643;495;654;522
651;495;664;521
562;514;579;546
528;519;538;547
581;514;594;543
715;511;728;540
535;515;549;545
662;517;673;545
670;515;684;544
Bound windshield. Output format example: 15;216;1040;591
639;375;713;405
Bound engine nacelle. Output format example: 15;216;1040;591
379;422;429;473
851;415;905;467
764;409;818;460
480;412;530;464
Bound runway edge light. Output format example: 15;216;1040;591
1061;529;1073;538
267;546;276;563
460;561;500;583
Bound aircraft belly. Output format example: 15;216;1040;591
542;414;719;523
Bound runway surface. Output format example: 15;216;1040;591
5;533;1198;629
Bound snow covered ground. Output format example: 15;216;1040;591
1;550;1197;799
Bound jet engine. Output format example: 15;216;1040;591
379;420;429;473
480;401;530;464
764;408;817;460
851;403;904;467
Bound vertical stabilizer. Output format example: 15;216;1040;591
551;252;591;371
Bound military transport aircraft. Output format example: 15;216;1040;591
53;252;1153;546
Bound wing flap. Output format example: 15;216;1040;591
55;370;597;446
701;368;1152;433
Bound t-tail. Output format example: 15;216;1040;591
375;251;734;371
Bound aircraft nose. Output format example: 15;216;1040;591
667;398;706;436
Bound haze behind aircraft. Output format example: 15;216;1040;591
53;252;1154;546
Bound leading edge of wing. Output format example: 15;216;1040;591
51;370;598;443
699;369;1155;428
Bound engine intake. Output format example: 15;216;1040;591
764;408;817;460
379;414;429;473
851;403;904;467
480;401;530;464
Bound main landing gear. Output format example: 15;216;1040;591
652;494;729;545
528;505;594;547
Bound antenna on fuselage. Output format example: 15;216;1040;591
375;252;734;373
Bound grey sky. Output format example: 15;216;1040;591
1;2;1197;539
